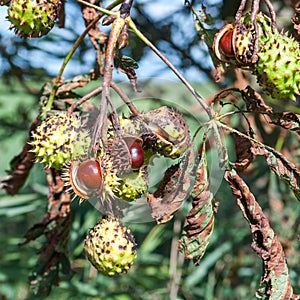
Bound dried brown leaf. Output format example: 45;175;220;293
22;169;72;296
224;170;299;299
234;134;254;172
147;147;196;224
241;86;273;113
251;145;300;201
1;118;39;195
178;153;215;265
269;112;300;133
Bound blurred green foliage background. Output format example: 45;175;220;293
0;0;299;299
0;78;299;300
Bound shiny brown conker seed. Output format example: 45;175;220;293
219;29;234;57
76;160;103;190
129;141;144;169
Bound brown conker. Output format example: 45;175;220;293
129;141;144;169
219;29;234;57
76;160;103;190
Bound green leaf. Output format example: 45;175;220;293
140;224;168;254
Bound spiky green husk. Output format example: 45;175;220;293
30;113;90;169
62;154;120;204
8;0;61;38
119;117;142;136
84;217;137;276
141;106;190;158
107;108;190;162
115;169;148;202
243;13;300;100
256;29;300;100
107;116;143;174
107;116;142;146
101;154;121;198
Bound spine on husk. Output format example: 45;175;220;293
213;12;300;101
7;0;61;38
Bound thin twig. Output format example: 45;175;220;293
43;0;122;116
235;0;247;23
264;0;277;26
250;0;260;62
67;86;103;115
128;18;213;119
110;81;140;115
169;216;184;300
106;95;121;132
91;0;133;153
217;120;288;156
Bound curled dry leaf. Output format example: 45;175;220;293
241;86;299;133
147;147;196;224
21;168;72;296
224;170;299;299
1;118;39;195
291;2;300;36
241;86;273;113
178;152;215;265
80;3;105;76
269;112;300;133
251;145;300;201
234;134;254;172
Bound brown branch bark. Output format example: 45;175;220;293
91;1;133;152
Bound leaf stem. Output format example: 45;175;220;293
76;0;119;16
217;120;283;155
110;81;140;115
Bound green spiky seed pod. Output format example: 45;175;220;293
107;115;142;140
252;13;300;101
115;168;148;202
100;154;121;198
119;117;142;136
107;135;133;175
213;13;300;100
84;217;137;276
141;106;190;158
107;116;143;174
30;113;90;169
7;0;61;38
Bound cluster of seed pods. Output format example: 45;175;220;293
30;106;190;204
29;105;190;275
67;106;190;203
212;12;300;100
